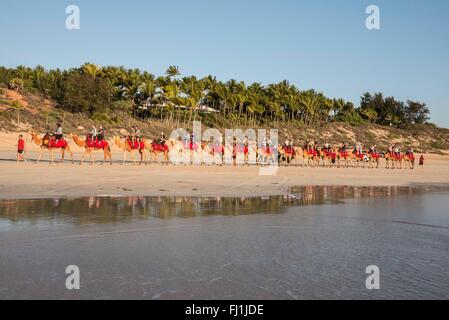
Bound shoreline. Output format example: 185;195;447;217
1;161;449;200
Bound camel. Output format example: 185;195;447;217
143;138;169;164
28;130;74;164
336;148;351;168
301;147;319;167
385;151;404;169
318;147;338;168
208;142;225;166
257;145;276;166
199;141;214;166
367;150;381;169
404;152;415;169
349;149;367;168
113;136;144;165
70;133;112;165
168;138;186;165
278;145;296;166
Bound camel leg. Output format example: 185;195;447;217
131;151;136;165
90;151;94;165
106;150;112;165
68;147;74;164
122;151;127;165
36;149;44;164
80;150;87;165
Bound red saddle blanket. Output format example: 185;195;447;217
126;139;144;150
323;150;336;158
86;139;108;149
151;143;168;152
48;138;68;148
211;144;224;154
307;149;317;156
183;142;199;151
355;152;365;159
369;152;380;159
339;151;348;158
235;144;247;153
283;147;295;155
406;153;415;161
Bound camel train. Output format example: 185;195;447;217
25;130;416;169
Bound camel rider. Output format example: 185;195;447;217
341;142;347;152
55;123;63;143
160;132;166;147
182;130;189;144
97;125;105;142
324;142;331;153
264;137;271;149
304;140;310;150
394;146;401;157
135;126;141;139
306;140;312;151
90;125;98;143
356;142;363;155
130;126;136;139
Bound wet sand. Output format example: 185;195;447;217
1;191;449;299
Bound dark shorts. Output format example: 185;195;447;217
18;150;24;154
55;134;63;140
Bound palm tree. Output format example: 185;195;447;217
166;65;180;80
10;100;23;124
82;63;101;78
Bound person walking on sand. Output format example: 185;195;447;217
419;154;425;168
16;134;26;162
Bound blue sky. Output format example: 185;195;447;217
1;0;448;127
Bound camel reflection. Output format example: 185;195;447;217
0;185;441;226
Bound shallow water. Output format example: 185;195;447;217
1;185;449;299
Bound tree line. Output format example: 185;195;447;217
0;63;430;128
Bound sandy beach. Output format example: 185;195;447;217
0;132;448;199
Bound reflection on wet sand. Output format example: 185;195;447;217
1;185;447;226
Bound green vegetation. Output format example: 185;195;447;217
0;64;431;129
